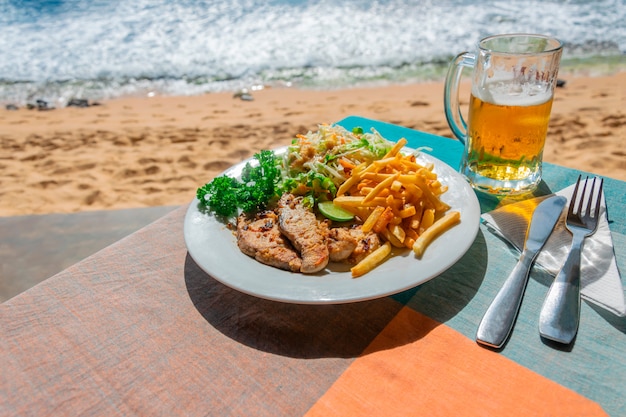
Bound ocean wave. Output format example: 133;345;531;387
1;0;624;104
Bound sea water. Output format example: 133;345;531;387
0;0;624;105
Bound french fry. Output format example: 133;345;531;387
419;208;435;234
413;211;461;258
333;195;366;206
362;206;385;233
351;242;392;277
362;173;399;203
334;195;388;208
399;205;416;218
332;142;458;275
372;206;394;233
350;206;374;222
409;204;424;230
383;138;408;158
390;180;403;192
404;227;419;248
368;157;396;172
389;223;406;244
381;228;404;248
336;162;367;196
414;171;450;212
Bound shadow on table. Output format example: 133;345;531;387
398;229;488;325
184;254;404;358
183;230;487;359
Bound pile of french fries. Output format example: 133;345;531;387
333;138;461;277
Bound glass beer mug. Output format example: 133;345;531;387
444;34;563;195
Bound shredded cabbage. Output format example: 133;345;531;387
278;124;394;202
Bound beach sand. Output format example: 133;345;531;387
1;72;624;216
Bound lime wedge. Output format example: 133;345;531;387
318;201;354;222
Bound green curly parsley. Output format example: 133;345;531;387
196;150;280;217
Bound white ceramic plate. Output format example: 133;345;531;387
184;146;480;304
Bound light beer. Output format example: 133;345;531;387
444;34;563;194
465;87;554;184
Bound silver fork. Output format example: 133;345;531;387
539;175;604;344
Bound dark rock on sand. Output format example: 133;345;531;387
28;99;55;111
233;89;254;101
67;98;90;108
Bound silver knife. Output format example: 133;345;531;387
476;195;567;348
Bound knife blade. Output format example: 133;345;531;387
476;195;567;349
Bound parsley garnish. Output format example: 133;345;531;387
196;150;280;217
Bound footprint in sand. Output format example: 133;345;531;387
575;139;606;150
66;162;96;173
228;149;251;160
143;186;162;195
34;180;59;189
369;103;390;114
84;190;101;205
138;157;158;165
113;137;132;146
203;161;231;171
208;139;229;148
272;123;292;134
144;165;160;175
117;168;139;178
20;152;47;162
178;155;198;169
129;134;147;144
602;114;625;128
170;135;198;144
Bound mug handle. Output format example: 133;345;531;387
443;52;475;144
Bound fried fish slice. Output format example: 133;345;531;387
237;211;302;272
277;194;329;273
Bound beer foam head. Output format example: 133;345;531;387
473;81;553;106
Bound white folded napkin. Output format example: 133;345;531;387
481;183;626;317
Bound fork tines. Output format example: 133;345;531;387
571;176;604;227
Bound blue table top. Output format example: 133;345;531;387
338;116;626;416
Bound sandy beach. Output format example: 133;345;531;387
1;71;624;216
